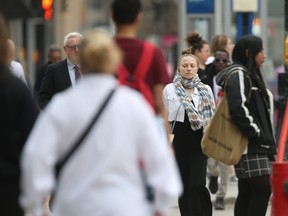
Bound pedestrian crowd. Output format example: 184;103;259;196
0;0;277;216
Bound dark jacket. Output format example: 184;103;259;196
199;63;217;93
216;65;276;156
37;59;71;109
0;66;38;215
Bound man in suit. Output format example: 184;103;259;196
37;32;83;109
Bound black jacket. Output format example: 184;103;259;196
0;66;38;215
216;65;276;156
37;59;72;109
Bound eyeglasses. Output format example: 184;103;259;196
214;58;229;64
65;45;79;51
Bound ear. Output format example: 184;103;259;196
134;13;142;26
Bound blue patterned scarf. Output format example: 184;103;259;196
173;72;215;131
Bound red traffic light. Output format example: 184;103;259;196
42;0;53;10
42;0;53;21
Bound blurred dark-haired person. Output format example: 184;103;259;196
216;35;276;216
0;13;38;216
20;30;181;216
111;0;170;124
33;44;62;101
203;49;231;210
185;32;210;74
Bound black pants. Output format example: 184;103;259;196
234;176;271;216
173;123;212;216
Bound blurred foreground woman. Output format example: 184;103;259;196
20;30;182;216
0;13;38;215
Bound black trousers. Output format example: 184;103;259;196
173;117;212;216
234;176;271;216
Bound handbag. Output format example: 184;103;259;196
201;73;249;165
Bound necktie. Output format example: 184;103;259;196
74;65;81;81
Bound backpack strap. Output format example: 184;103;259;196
118;42;155;109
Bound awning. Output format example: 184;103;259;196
0;0;34;19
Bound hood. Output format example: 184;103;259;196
215;64;247;87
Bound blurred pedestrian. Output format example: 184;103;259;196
204;49;231;210
37;32;83;109
206;34;234;64
111;0;171;122
33;44;62;101
216;35;276;216
6;39;28;86
163;48;215;216
185;32;210;77
0;13;38;216
20;30;182;216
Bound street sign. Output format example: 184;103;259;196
186;0;214;14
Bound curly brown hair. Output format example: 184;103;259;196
185;32;208;54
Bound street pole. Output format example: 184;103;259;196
178;0;187;56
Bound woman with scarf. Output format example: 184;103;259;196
162;48;215;216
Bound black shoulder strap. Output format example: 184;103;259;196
55;88;116;178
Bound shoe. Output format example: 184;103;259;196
215;197;225;210
208;176;218;194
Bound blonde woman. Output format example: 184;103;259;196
163;49;215;216
20;30;182;216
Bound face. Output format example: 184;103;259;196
195;43;210;65
178;56;199;80
213;51;230;72
64;36;81;64
226;38;234;56
49;50;62;63
255;49;265;68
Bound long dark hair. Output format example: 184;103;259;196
232;35;269;106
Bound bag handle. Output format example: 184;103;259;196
170;103;182;133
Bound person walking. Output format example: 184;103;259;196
37;32;83;109
204;49;231;210
111;0;171;118
0;13;38;216
20;30;182;216
185;32;210;78
206;34;234;65
33;44;62;100
6;39;28;86
216;35;276;216
163;48;215;216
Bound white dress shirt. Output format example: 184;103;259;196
10;60;28;86
20;74;182;216
162;83;214;123
67;59;80;86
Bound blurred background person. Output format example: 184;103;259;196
206;34;234;65
203;49;231;210
0;13;38;216
20;29;181;216
163;48;215;216
185;32;210;78
33;44;62;101
111;0;171;123
6;39;28;87
37;32;83;109
216;35;276;216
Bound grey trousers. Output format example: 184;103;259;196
207;157;230;198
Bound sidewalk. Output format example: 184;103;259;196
169;179;271;216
